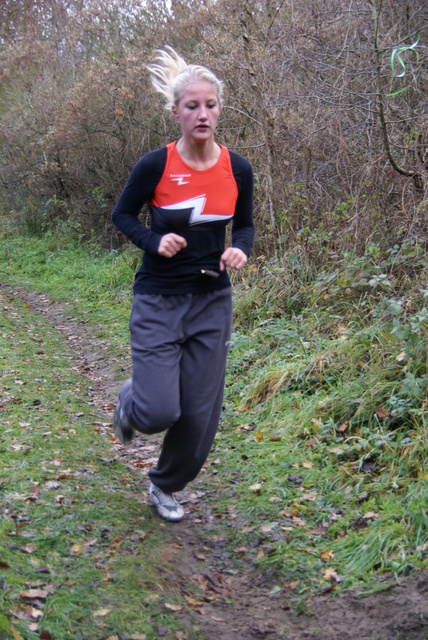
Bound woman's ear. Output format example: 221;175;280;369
171;105;180;121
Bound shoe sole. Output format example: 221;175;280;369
113;405;134;444
152;504;184;522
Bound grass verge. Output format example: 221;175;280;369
0;279;204;639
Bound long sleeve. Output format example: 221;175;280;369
229;151;255;257
112;147;168;255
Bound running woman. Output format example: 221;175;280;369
112;46;254;522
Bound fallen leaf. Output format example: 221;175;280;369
44;481;61;490
162;548;173;562
292;516;307;527
28;486;40;501
375;405;390;420
164;603;183;611
70;543;83;556
284;579;300;590
10;605;37;622
143;594;159;603
184;596;205;607
322;567;342;583
29;609;43;620
194;574;208;591
108;534;121;554
301;493;318;501
303;547;317;556
261;524;273;534
302;460;315;469
310;525;329;536
363;511;379;520
234;546;247;556
93;608;111;617
19;588;50;601
82;538;98;547
320;549;334;563
58;470;73;479
135;530;148;541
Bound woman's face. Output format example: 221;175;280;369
172;80;221;145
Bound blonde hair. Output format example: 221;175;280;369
147;46;224;110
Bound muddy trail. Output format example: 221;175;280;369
6;284;428;640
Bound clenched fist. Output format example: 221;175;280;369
220;247;247;271
158;233;187;258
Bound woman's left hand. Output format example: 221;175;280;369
219;247;248;271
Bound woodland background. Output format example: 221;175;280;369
0;5;428;636
0;0;427;261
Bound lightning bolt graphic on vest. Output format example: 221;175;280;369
162;196;233;225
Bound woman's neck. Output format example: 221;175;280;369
175;138;221;170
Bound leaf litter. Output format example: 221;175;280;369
1;283;428;640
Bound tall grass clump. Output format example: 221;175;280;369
217;240;427;592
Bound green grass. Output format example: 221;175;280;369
0;231;427;633
0;280;204;639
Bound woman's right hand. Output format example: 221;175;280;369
158;233;187;258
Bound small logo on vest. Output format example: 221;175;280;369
170;174;191;186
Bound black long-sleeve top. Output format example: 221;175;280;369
112;142;254;295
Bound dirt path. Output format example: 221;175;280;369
5;284;428;640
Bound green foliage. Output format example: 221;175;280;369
0;283;195;640
0;233;427;612
219;241;427;593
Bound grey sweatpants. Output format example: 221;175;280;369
118;288;233;493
